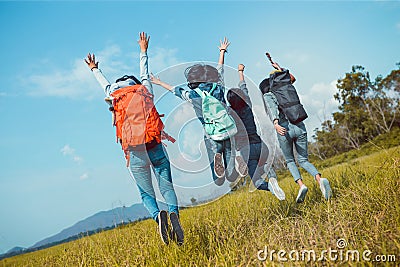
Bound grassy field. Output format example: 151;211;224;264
1;145;399;266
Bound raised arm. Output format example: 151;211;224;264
218;37;230;65
237;63;251;105
85;53;112;96
266;52;296;83
138;32;154;93
238;63;245;82
150;74;174;91
237;63;250;102
216;37;230;86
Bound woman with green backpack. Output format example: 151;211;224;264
151;37;247;186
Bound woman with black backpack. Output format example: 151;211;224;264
260;53;332;203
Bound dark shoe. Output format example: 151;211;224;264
169;212;184;245
214;153;225;178
157;210;169;245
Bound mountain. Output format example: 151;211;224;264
6;247;25;254
31;202;165;249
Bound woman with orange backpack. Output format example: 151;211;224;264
85;32;183;245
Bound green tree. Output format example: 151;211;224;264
312;63;400;159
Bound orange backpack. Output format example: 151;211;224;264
110;85;174;165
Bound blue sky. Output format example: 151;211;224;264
0;1;399;253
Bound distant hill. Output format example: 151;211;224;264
1;202;167;260
6;247;25;254
31;203;160;249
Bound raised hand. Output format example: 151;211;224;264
138;32;150;52
150;73;173;91
150;73;161;85
218;37;230;52
84;53;98;70
238;64;245;72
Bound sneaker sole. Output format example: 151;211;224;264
296;187;308;203
214;153;225;178
268;178;286;200
214;176;225;186
158;210;169;245
320;179;332;200
170;213;184;246
235;156;248;177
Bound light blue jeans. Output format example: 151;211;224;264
204;136;238;182
239;142;277;190
128;143;179;221
277;121;320;183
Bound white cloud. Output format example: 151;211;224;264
24;45;181;100
169;103;197;128
397;22;400;30
80;173;89;180
299;80;339;134
60;144;83;164
150;47;180;73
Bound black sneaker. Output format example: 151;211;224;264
157;210;169;245
169;212;184;246
214;153;225;178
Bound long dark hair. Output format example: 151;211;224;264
184;64;220;89
115;75;141;85
227;88;249;110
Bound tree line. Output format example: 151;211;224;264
310;63;400;159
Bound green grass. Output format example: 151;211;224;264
311;127;400;169
2;146;399;266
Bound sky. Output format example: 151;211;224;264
0;1;399;254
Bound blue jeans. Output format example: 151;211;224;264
239;142;277;190
128;143;178;221
277;121;320;183
204;136;238;182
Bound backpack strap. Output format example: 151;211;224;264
208;83;218;95
193;83;218;98
193;88;205;98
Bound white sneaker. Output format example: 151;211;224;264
235;155;248;177
268;178;286;200
296;185;308;203
319;178;332;200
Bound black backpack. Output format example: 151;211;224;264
259;70;308;124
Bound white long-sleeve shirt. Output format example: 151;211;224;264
91;51;153;104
